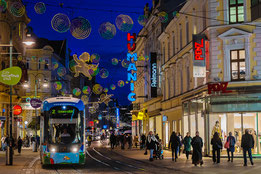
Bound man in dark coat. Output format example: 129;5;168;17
17;136;23;154
169;131;180;162
191;131;203;166
241;129;254;166
110;132;116;149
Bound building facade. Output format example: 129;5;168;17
133;0;261;156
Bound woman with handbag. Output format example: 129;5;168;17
211;132;222;164
225;132;236;162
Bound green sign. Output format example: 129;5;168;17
0;67;22;85
51;109;74;114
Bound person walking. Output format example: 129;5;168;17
17;136;23;155
169;131;180;162
133;134;139;148
146;131;157;161
241;129;254;166
141;134;146;150
178;132;183;156
183;132;192;160
120;133;125;150
211;132;222;164
126;134;132;149
1;136;6;151
110;132;116;149
191;131;203;166
225;132;236;162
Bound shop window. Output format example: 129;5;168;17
229;0;244;23
230;49;245;81
251;0;261;21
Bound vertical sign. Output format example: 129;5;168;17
150;52;157;98
193;34;206;77
116;108;120;129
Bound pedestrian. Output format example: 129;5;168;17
169;131;180;162
178;132;183;156
211;132;222;164
1;135;6;151
141;134;146;150
120;133;125;149
87;135;92;147
241;129;254;166
183;132;192;160
25;135;30;147
126;134;132;149
225;132;236;162
110;132;116;149
155;134;159;140
133;134;139;148
17;136;23;154
191;131;203;166
146;131;157;161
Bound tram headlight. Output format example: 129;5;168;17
72;147;78;152
51;148;56;152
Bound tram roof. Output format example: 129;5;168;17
42;97;85;111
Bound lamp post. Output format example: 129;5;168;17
23;74;48;152
0;20;34;165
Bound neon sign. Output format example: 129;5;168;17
194;39;204;60
193;34;206;77
127;33;137;102
208;82;232;94
150;52;157;98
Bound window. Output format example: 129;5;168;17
186;21;189;44
38;59;41;69
168;40;170;60
162;43;165;64
229;0;244;23
230;49;246;81
26;58;30;69
172;34;175;56
203;4;207;29
168;76;171;99
251;0;261;21
172;120;177;132
187;66;190;91
173;70;175;97
180;69;183;94
44;59;49;70
179;25;182;50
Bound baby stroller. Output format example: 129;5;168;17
153;140;164;160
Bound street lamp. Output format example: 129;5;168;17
0;20;33;165
23;74;48;152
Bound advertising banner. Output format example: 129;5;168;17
30;98;42;109
193;34;206;77
150;52;157;98
0;67;22;85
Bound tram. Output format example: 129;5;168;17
40;97;86;166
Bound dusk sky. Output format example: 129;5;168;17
24;0;152;105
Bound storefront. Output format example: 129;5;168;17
183;92;261;156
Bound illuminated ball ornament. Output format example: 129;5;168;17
100;94;106;100
125;81;129;84
111;58;118;65
158;11;168;23
69;59;76;73
57;67;66;77
82;86;91;94
172;11;180;18
61;88;68;95
53;81;62;91
89;107;96;114
110;84;116;90
93;84;103;95
138;15;148;26
0;0;7;12
17;55;23;61
99;68;109;79
51;13;71;33
81;95;89;104
31;56;36;61
89;67;99;77
98;22;116;40
10;1;25;17
103;88;108;93
121;59;130;68
115;14;134;32
93;102;99;109
73;88;81;96
117;80;125;87
34;2;46;14
90;53;100;63
52;62;59;70
70;17;91;39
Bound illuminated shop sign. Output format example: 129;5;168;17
116;108;120;128
193;34;207;77
127;33;137;102
150;52;157;98
208;82;232;94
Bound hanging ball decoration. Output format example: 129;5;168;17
31;56;36;61
52;62;59;70
93;102;99;109
138;15;148;26
82;86;91;94
117;80;125;87
103;88;108;93
93;84;103;95
70;17;91;39
0;0;7;12
172;11;180;18
34;2;46;14
121;59;130;68
53;81;62;91
115;14;134;32
69;59;76;73
98;22;116;40
17;55;23;61
51;13;70;33
81;95;89;104
90;53;100;63
111;58;118;65
110;84;116;90
89;67;99;77
73;88;81;96
100;94;106;100
89;107;96;114
99;68;109;79
125;81;129;84
10;1;25;17
158;11;168;23
57;67;66;77
61;88;68;95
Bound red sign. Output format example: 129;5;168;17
127;33;136;52
13;105;22;115
194;39;204;60
208;82;232;94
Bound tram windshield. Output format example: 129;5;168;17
48;106;83;144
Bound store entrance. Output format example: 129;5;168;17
209;112;261;155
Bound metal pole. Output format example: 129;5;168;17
34;79;37;152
